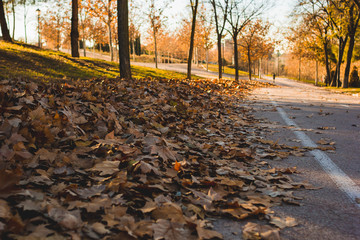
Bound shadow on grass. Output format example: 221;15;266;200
0;42;118;81
0;41;195;82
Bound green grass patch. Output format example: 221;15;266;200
206;64;249;76
0;41;197;82
325;86;360;94
285;76;326;87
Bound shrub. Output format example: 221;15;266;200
349;66;360;87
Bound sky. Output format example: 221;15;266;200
2;0;297;47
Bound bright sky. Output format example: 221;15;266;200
3;0;297;47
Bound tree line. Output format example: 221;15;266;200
288;0;360;88
0;0;276;82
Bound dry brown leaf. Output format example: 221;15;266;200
48;207;82;230
151;203;187;224
90;161;120;176
242;222;280;240
152;219;194;240
270;216;298;229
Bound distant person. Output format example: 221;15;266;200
273;73;276;83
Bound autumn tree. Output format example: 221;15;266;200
71;0;79;57
210;0;229;79
129;0;142;61
41;1;69;50
85;0;116;61
342;1;360;88
78;0;91;57
239;19;271;80
197;4;215;71
294;0;334;86
144;0;172;68
226;0;266;81
187;0;199;80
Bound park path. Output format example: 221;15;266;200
243;77;360;240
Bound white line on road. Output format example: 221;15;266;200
340;104;350;108
271;100;360;208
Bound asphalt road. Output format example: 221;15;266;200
75;51;360;238
247;77;360;240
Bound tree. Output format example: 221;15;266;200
342;1;360;88
79;0;90;57
85;0;116;61
40;1;70;51
209;0;229;79
145;0;172;68
294;0;334;86
187;0;199;80
71;0;79;57
0;0;11;41
129;0;142;61
197;4;215;71
239;19;271;80
226;0;266;81
118;0;131;79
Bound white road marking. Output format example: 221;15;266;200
271;100;360;208
340;104;350;108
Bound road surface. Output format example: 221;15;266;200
243;77;360;240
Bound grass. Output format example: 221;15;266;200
285;76;327;87
0;41;199;82
325;86;360;94
206;64;249;76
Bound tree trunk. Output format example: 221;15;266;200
343;7;359;88
331;37;347;87
206;49;209;71
259;59;261;79
118;0;131;79
108;21;113;61
247;48;251;80
83;38;86;57
187;0;198;80
71;0;79;57
0;0;11;42
233;34;239;82
343;34;355;88
324;41;331;86
11;0;14;39
315;60;318;86
154;31;158;68
23;2;27;43
299;56;301;81
132;39;135;61
217;36;223;79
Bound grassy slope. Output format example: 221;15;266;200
206;63;249;76
0;41;199;81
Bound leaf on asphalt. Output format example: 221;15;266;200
242;222;280;240
270;216;298;229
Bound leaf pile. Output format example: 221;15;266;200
0;77;309;239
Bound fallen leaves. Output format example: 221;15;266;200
0;77;310;239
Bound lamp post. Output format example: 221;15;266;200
36;9;41;48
